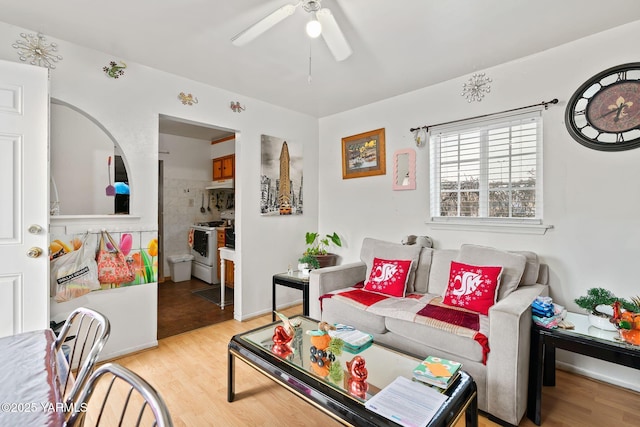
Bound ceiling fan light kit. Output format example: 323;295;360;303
231;0;352;62
306;19;322;38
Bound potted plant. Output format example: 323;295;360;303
301;232;342;269
574;287;638;330
297;253;320;276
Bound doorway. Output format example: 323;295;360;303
156;115;236;339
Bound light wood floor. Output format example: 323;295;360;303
110;305;640;427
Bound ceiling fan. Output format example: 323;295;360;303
231;0;352;61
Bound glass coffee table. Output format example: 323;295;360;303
228;316;478;426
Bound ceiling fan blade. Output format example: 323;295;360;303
316;8;352;61
231;3;300;46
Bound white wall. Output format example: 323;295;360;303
211;138;235;159
0;20;319;358
319;21;640;391
50;102;115;215
159;133;215;275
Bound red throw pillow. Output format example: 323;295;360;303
442;261;503;315
363;257;413;297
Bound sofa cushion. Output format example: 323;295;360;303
457;244;526;300
385;316;486;363
360;238;422;292
442;261;503;315
427;249;459;295
510;251;540;285
364;257;412;297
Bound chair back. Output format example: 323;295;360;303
54;307;110;410
65;363;174;427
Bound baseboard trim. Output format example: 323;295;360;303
556;361;640;393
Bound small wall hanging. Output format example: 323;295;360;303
103;60;127;78
12;32;63;69
461;72;492;103
230;101;245;113
178;92;198;105
412;127;428;148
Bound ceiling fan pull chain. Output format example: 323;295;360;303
308;43;313;84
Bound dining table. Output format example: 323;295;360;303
0;329;66;426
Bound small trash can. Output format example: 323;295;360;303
168;254;194;282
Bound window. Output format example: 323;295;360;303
429;108;543;223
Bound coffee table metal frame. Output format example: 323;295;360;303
228;315;478;427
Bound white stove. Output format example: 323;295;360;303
190;220;224;284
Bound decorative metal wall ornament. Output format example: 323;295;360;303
412;127;428;148
178;92;198;105
230;101;245;113
461;72;492;103
12;32;63;69
103;60;127;78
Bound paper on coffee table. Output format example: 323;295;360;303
364;376;447;427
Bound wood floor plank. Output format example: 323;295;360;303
110;305;640;426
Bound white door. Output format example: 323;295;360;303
0;60;49;337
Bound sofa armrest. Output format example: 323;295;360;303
486;283;548;425
308;262;367;320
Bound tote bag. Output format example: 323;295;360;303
96;230;135;284
50;232;101;302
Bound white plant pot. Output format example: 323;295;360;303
588;313;617;331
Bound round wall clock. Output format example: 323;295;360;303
565;62;640;151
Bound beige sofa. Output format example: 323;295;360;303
309;238;549;426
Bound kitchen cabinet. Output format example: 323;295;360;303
216;228;234;287
212;154;234;181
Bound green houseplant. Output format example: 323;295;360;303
300;232;342;269
574;287;640;330
574;287;638;316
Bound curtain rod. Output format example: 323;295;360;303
409;98;558;133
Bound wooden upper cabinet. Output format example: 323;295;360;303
212;154;234;181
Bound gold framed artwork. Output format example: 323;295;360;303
341;128;386;179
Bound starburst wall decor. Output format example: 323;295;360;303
12;32;63;69
461;72;492;103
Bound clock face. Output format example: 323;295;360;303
565;63;640;151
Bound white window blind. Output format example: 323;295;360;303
429;108;543;223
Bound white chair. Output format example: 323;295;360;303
65;363;174;427
54;307;110;411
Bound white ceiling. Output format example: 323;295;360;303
2;1;640;118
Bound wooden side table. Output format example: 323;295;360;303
272;271;310;321
527;312;640;425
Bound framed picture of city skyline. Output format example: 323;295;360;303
260;134;303;216
342;128;386;179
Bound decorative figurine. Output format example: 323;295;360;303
347;356;368;399
347;355;368;381
271;343;293;359
272;311;299;345
103;60;127;78
612;300;640;345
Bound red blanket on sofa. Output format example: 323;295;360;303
320;287;490;364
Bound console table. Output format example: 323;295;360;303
527;311;640;425
272;271;309;321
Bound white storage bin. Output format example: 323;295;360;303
168;254;194;282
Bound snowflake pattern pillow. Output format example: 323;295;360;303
363;257;412;297
442;261;503;315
